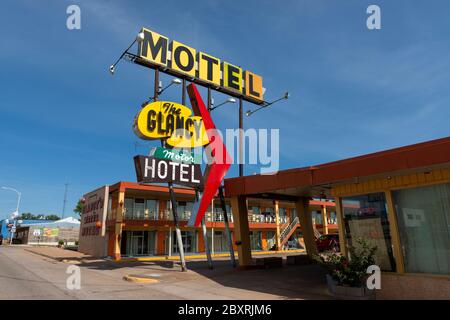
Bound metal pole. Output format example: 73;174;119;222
239;97;244;177
201;218;213;269
2;187;21;245
169;182;187;271
62;183;68;219
206;89;236;267
196;86;215;269
219;186;236;267
182;78;187;105
154;69;187;271
168;226;172;257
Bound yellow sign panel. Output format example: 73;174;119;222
197;52;221;86
222;62;242;93
133;101;209;148
244;71;263;101
170;41;196;77
138;28;169;67
137;27;264;103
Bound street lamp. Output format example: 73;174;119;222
208;97;236;111
109;32;145;75
246;91;289;116
1;186;21;245
141;78;182;107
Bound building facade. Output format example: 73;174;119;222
224;136;450;299
78;182;337;259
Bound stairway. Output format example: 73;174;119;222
269;216;299;250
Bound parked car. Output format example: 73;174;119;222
316;234;340;252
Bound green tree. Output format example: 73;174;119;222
73;199;84;217
19;213;35;220
45;215;60;220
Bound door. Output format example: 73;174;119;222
172;231;196;253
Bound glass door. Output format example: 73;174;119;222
172;231;196;253
126;231;144;256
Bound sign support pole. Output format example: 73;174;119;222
201;217;213;269
192;82;213;269
239;97;244;177
206;86;236;267
219;186;236;267
154;69;187;272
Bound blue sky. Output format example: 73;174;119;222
1;0;450;219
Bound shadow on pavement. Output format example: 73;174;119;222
77;255;333;299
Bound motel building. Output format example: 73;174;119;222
79;135;450;299
78;183;337;259
223;136;450;299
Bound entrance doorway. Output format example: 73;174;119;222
167;231;197;254
120;231;156;257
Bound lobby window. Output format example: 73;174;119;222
393;183;450;275
342;192;396;271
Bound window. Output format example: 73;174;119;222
172;230;197;253
134;198;145;219
177;201;194;221
342;192;396;271
214;204;232;222
250;231;262;250
121;231;156;257
146;199;158;220
312;211;323;224
251;206;260;215
393;183;450;275
124;198;134;219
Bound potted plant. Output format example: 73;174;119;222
314;238;378;300
57;239;65;248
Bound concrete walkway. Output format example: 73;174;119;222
25;246;90;261
2;246;333;299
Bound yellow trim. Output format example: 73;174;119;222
118;249;305;262
384;190;405;273
382;271;450;280
331;168;450;197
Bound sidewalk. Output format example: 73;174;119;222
25;246;90;261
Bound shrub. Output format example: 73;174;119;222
58;239;65;246
314;238;377;287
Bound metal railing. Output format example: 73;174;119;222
268;216;300;249
114;209;289;225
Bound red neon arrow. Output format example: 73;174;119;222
187;83;232;227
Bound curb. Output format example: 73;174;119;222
117;249;306;263
123;275;160;283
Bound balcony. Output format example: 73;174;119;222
117;208;291;225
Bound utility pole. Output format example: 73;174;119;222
62;183;69;219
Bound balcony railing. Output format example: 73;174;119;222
115;209;292;224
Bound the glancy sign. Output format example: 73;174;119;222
133;101;209;148
137;27;264;103
134;155;204;189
